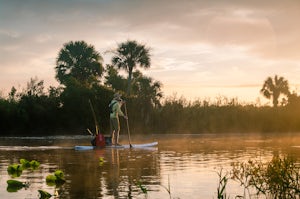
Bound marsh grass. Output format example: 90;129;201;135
135;175;173;199
161;175;172;198
152;96;300;134
216;169;229;199
2;88;300;136
222;154;300;199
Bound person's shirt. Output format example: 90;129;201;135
109;99;125;119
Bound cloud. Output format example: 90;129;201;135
1;0;300;102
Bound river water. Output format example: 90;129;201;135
1;133;300;199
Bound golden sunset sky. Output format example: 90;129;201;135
1;0;300;104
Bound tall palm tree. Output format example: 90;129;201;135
111;40;151;95
55;41;103;87
260;75;290;107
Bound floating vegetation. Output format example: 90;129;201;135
6;158;65;198
54;170;64;179
7;159;40;178
232;154;300;198
7;163;23;178
38;190;52;199
20;158;31;168
46;170;66;187
6;179;29;192
46;175;57;186
20;158;40;170
30;160;40;169
6;159;40;192
214;154;300;198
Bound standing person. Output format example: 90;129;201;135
109;93;128;146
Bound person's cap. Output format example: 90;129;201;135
113;93;122;100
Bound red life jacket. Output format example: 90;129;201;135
95;134;106;147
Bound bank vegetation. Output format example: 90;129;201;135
1;40;300;136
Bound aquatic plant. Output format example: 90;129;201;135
29;160;40;169
216;169;229;199
20;158;40;170
54;170;64;179
46;175;57;186
7;163;23;178
231;154;300;198
161;175;172;199
20;158;31;168
7;159;40;178
38;190;52;199
46;169;66;186
5;158;65;198
136;181;148;194
6;179;29;192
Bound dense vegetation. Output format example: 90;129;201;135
1;40;300;136
217;154;300;199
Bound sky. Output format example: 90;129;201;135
1;0;300;105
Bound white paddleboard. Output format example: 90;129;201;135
74;142;158;151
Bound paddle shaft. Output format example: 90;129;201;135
88;99;99;135
124;102;132;147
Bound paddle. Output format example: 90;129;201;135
124;102;132;148
88;99;105;147
88;99;99;135
87;128;94;136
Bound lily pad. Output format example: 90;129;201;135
38;189;52;199
6;180;27;192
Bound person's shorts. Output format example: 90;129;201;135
110;117;120;132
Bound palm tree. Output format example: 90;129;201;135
260;75;290;107
55;41;103;87
131;71;163;108
111;40;151;95
131;71;163;125
104;65;127;92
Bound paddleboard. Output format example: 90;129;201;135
74;141;158;151
0;146;73;151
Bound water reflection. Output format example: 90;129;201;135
1;133;300;198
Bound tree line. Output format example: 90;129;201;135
1;40;300;136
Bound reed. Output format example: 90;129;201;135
216;169;229;199
161;175;172;198
230;154;300;198
2;84;300;135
